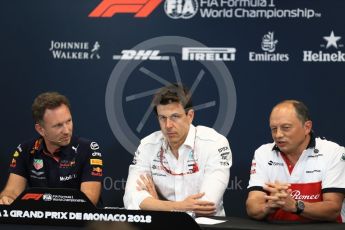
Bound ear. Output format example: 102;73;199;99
35;123;45;136
304;120;312;135
187;109;194;123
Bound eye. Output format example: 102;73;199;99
157;115;167;121
282;126;291;131
170;114;181;121
270;127;277;132
54;123;63;128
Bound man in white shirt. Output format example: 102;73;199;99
246;100;345;222
124;84;232;216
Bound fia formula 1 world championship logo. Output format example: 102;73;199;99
105;36;237;154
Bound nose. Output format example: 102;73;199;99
62;123;71;134
165;118;173;129
275;128;284;138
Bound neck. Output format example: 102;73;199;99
167;128;190;159
44;141;60;154
169;143;181;159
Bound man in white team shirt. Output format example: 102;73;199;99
124;83;232;216
246;100;345;222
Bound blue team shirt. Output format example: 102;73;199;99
8;136;103;188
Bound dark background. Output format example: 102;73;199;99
0;0;344;217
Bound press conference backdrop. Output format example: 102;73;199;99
1;0;344;217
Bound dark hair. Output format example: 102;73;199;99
32;92;71;124
276;100;311;123
152;83;193;114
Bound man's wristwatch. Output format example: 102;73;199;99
294;200;305;215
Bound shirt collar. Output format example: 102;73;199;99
38;135;77;156
183;124;196;149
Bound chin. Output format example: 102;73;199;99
60;140;71;146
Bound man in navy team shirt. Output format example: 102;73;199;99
0;92;103;206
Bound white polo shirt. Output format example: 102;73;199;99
248;137;345;222
124;125;232;216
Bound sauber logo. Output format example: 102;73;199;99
89;0;162;18
21;193;43;201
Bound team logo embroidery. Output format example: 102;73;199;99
13;151;20;157
33;159;44;170
72;144;79;153
90;142;99;150
30;139;42;154
10;158;16;168
91;167;103;176
90;159;103;166
59;160;76;168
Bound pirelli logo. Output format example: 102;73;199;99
182;47;236;61
90;159;103;166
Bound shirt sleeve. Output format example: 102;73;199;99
123;143;153;209
8;144;28;179
81;141;103;182
247;146;268;192
199;136;231;209
322;145;345;193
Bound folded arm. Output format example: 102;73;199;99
80;181;102;206
0;173;27;205
265;182;344;221
137;174;216;215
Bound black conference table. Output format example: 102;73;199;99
1;216;345;230
1;188;344;230
199;216;345;230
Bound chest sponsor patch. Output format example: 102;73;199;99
13;151;20;157
269;181;322;221
59;160;76;168
10;158;16;168
90;158;103;166
33;159;44;170
91;167;102;176
60;174;77;181
90;142;99;150
31;170;44;176
92;152;102;157
289;182;322;201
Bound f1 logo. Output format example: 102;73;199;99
21;193;43;200
89;0;162;18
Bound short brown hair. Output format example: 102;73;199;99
152;83;193;114
32;92;71;124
